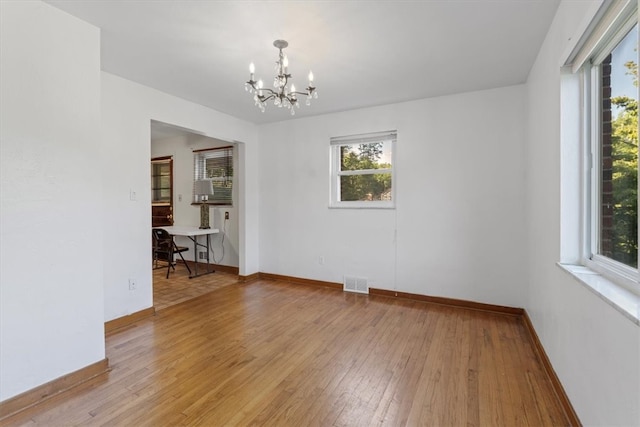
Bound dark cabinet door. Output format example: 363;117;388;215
152;205;173;227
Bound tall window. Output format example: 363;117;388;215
193;146;233;206
570;0;638;290
330;131;396;208
599;25;638;268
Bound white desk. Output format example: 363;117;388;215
160;226;220;279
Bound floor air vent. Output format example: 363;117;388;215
343;276;369;294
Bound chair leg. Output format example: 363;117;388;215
166;249;173;279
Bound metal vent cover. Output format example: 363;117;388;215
343;276;369;294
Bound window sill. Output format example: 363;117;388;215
329;200;395;209
328;205;396;210
557;263;640;326
190;203;233;207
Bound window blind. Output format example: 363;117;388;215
193;146;233;205
330;130;397;146
564;0;636;72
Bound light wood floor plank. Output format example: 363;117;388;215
1;279;570;426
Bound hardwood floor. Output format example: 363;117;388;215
2;280;570;426
153;262;240;311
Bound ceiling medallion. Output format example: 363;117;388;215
245;40;317;115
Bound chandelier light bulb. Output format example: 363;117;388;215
308;71;314;82
249;62;255;74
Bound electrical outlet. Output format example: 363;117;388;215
199;251;207;260
319;256;325;265
129;189;137;201
225;211;230;220
128;278;137;291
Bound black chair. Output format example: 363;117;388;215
152;228;192;278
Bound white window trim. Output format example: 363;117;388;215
580;12;640;295
329;131;397;209
558;0;640;325
557;263;640;326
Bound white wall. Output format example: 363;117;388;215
101;72;258;322
258;85;527;308
525;1;640;425
4;3;636;423
0;1;105;400
151;134;240;267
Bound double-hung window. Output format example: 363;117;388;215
330;131;396;208
193;146;234;206
570;0;638;291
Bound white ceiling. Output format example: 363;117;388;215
46;0;560;125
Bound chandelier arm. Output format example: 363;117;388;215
247;81;286;97
259;92;278;102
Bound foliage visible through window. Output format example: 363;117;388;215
331;131;395;207
599;24;638;268
193;146;233;205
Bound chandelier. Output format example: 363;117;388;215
245;40;317;115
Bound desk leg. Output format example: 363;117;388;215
205;234;210;274
188;233;215;279
206;234;215;274
187;235;199;279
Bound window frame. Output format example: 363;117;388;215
329;131;397;209
578;4;639;294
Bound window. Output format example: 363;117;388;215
568;0;638;291
193;146;233;206
330;131;396;208
596;24;638;269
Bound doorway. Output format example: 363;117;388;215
150;120;241;310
